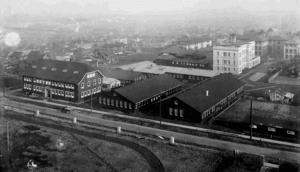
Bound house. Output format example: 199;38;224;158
22;59;103;103
98;68;146;86
269;89;294;104
146;73;245;123
97;74;183;111
213;34;261;75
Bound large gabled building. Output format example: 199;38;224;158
147;74;245;124
97;74;183;111
22;59;104;103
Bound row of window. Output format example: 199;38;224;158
169;108;184;117
216;52;237;57
87;72;96;79
31;78;75;89
31;65;79;74
24;83;32;90
81;86;101;98
24;77;32;82
51;89;74;98
81;78;101;89
251;125;295;135
33;85;44;92
171;61;206;67
99;97;133;109
202;105;216;119
216;59;238;66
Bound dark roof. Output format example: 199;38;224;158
115;74;183;103
284;37;300;44
98;68;145;81
236;35;268;42
160;46;186;55
23;59;99;84
176;74;245;113
243;115;300;132
155;54;177;60
10;51;23;58
26;51;46;64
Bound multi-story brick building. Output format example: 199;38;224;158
213;34;260;75
283;37;300;60
22;59;103;103
267;35;290;59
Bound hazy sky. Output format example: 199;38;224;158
1;0;300;15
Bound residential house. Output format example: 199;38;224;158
269;89;294;104
283;37;300;60
97;74;183;111
146;73;244;123
213;34;260;75
22;59;103;103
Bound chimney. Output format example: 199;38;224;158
206;90;209;96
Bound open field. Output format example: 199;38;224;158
270;76;300;86
249;72;267;82
0;110;264;172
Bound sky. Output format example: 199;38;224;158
0;0;300;15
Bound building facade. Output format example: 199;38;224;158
236;35;268;59
22;59;103;103
213;35;260;75
283;37;300;60
267;35;290;59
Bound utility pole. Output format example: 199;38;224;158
249;100;253;140
90;89;93;112
159;94;162;125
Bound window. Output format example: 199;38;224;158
223;60;226;64
73;71;79;74
217;52;219;56
268;127;276;132
98;86;101;92
174;109;178;116
223;52;227;56
32;65;37;68
81;83;84;89
179;109;184;117
169;108;173;115
98;78;101;84
103;98;106;104
70;92;74;98
116;100;119;107
107;99;110;105
99;97;102;104
251;124;257;129
120;101;123;108
174;100;178;105
42;66;47;70
111;99;114;106
87;90;90;95
124;101;128;108
93;79;96;86
87;81;91;87
129;103;132;109
81;92;84;98
287;130;295;135
62;69;68;72
51;68;57;71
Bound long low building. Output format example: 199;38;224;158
118;61;219;83
143;73;245;124
97;74;183;111
22;59;104;103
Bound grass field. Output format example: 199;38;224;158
249;72;267;82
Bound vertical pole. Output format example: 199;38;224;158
90;89;92;112
250;100;253;140
160;94;162;125
7;122;9;151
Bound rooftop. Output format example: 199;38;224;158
284;37;300;45
98;67;145;81
236;35;268;42
176;74;245;113
23;59;99;84
115;74;183;103
214;40;252;47
160;46;186;55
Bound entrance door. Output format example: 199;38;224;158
45;89;51;98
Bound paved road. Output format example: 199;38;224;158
2;98;300;163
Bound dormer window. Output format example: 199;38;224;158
51;68;57;71
73;71;79;74
174;100;178;105
32;65;37;68
62;69;68;72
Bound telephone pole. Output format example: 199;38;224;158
7;122;9;151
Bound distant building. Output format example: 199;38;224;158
283;37;300;60
268;35;290;59
177;38;212;50
97;74;183;111
145;74;244;123
236;35;268;59
119;61;219;83
102;77;121;91
26;51;48;64
269;89;294;104
22;59;103;103
213;34;260;75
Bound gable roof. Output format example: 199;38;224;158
115;74;183;103
268;35;290;41
176;74;245;113
98;67;145;81
23;59;100;84
236;35;268;42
